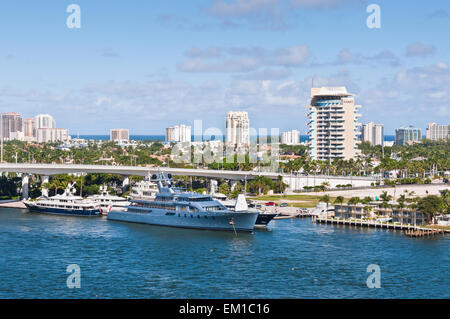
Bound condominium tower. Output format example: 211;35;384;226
281;130;300;145
426;123;449;141
361;122;384;146
110;129;130;142
23;118;35;137
306;87;361;161
36;128;70;143
166;125;191;143
225;111;250;146
395;126;422;145
1;112;23;140
34;114;56;129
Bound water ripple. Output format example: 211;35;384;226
0;208;448;299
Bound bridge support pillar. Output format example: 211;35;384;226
41;175;49;197
22;174;30;200
122;176;130;193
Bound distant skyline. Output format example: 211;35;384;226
1;1;449;135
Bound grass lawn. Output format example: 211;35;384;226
247;194;349;208
249;194;348;201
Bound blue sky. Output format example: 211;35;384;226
1;0;449;135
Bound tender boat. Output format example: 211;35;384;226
108;172;259;232
23;182;101;217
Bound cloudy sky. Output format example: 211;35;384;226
1;0;449;135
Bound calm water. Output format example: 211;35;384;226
0;207;448;299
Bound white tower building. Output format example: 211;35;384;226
225;111;250;146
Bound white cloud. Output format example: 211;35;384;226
335;49;399;66
185;47;222;58
290;0;360;9
178;44;310;73
273;45;310;66
405;42;436;57
208;0;281;17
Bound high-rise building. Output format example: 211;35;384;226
225;111;250;146
24;118;35;138
165;125;191;142
361;122;384;146
34;114;56;129
395;126;422;145
306;87;361;161
110;129;130;142
36;128;70;143
1;112;23;140
426;123;449;141
166;126;176;142
281;130;300;145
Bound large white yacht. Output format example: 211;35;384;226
108;172;259;232
24;183;101;217
128;175;159;200
88;186;130;214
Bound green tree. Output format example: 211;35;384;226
417;195;445;224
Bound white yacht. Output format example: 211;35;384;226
108;172;259;232
128;175;159;200
309;202;334;217
88;186;130;215
24;183;101;217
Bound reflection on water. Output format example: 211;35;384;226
0;208;448;299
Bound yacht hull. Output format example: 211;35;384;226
255;213;278;226
24;203;101;217
107;209;258;232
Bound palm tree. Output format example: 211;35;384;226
319;194;331;218
439;189;450;214
334;196;345;205
380;191;392;203
319;195;331;208
362;196;372;205
348;197;361;206
321;181;330;191
364;206;373;220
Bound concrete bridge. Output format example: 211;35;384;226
0;163;379;198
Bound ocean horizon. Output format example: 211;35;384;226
72;135;397;142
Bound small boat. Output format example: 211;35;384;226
308;202;334;217
23;182;101;217
88;185;130;215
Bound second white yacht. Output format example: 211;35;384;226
88;185;129;215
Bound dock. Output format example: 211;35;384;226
405;229;445;237
273;211;313;220
313;216;449;236
0;199;27;209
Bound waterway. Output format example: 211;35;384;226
0;207;448;298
